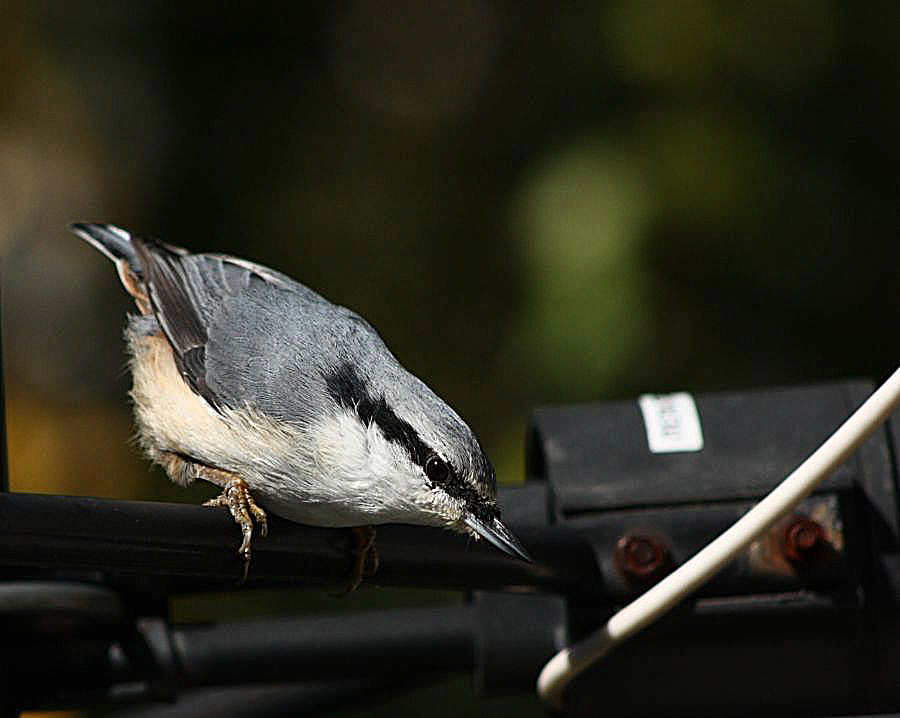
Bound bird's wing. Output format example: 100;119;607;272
131;236;382;421
132;238;228;408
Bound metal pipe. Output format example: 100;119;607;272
0;491;599;595
106;680;381;718
171;605;475;686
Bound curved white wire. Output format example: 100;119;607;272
537;366;900;709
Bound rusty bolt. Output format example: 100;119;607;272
615;533;669;582
782;517;826;562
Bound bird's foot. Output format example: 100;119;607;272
203;477;268;582
339;526;379;595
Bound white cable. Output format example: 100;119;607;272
537;366;900;709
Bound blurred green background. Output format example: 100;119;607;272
1;1;898;716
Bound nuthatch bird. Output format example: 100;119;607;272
70;223;530;585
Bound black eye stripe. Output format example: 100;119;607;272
324;363;430;466
323;363;498;519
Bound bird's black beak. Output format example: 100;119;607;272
464;513;532;562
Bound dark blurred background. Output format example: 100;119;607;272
1;1;898;716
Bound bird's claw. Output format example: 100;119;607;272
203;477;267;582
338;526;379;595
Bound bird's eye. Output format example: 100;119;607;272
425;454;450;483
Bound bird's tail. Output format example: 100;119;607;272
69;222;142;275
70;222;157;313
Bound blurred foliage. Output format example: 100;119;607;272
1;0;898;715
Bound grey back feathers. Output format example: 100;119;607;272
69;222;498;514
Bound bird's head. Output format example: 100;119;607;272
322;361;530;562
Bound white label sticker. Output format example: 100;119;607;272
638;392;704;453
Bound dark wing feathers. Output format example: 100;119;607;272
130;238;223;408
132;239;206;353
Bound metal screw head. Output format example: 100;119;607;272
615;533;670;582
782;517;825;562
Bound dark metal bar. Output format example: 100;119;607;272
170;605;475;686
0;491;600;595
106;681;381;718
6;594;476;709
